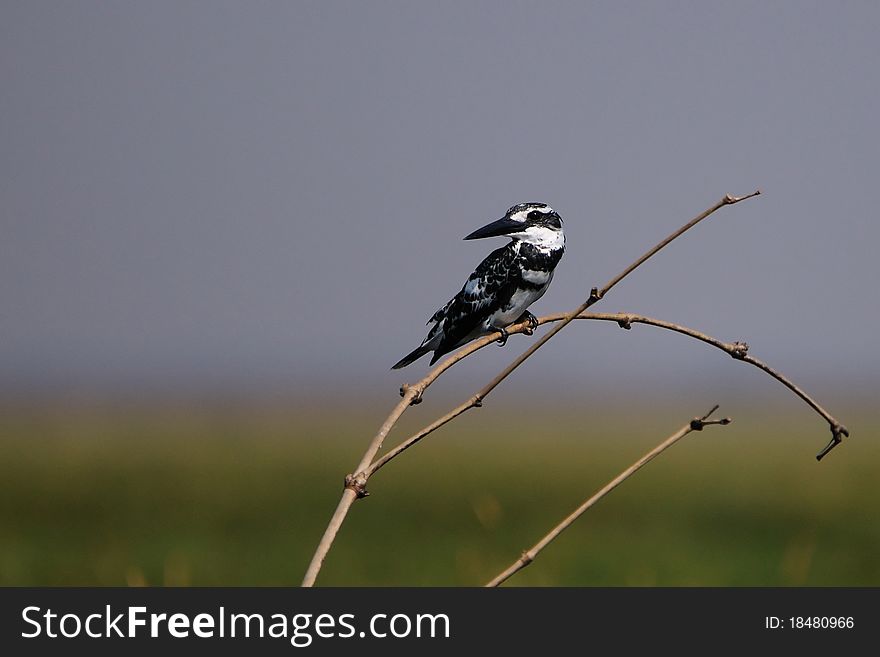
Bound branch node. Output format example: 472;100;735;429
729;341;750;359
616;317;632;330
520;550;534;566
473;395;483;408
589;287;602;303
691;406;729;430
399;383;423;405
344;473;369;499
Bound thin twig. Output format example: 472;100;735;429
368;311;848;475
485;405;732;587
300;393;415;588
600;191;760;298
301;191;759;587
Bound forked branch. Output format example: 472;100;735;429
302;191;759;587
485;405;732;587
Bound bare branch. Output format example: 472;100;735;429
300;393;416;587
599;190;760;300
734;355;848;461
301;192;759;587
369;311;848;475
485;406;732;587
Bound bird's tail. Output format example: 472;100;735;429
391;344;432;370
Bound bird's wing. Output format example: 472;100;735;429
427;301;451;326
433;245;520;355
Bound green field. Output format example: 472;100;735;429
0;400;876;586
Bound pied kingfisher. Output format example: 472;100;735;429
392;202;565;369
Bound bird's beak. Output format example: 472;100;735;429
463;216;523;240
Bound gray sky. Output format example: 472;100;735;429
2;2;878;400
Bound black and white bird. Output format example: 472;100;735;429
392;202;565;369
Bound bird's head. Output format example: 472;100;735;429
464;202;564;250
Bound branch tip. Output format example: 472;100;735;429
724;189;762;205
692;405;727;430
816;425;847;461
701;404;721;420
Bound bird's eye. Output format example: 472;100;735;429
528;210;541;220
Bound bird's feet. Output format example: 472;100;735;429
517;311;539;336
495;326;509;347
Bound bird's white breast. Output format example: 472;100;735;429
485;281;551;329
521;268;551;285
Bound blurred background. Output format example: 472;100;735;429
1;2;878;586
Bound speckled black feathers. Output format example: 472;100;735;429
427;245;519;364
392;240;563;368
